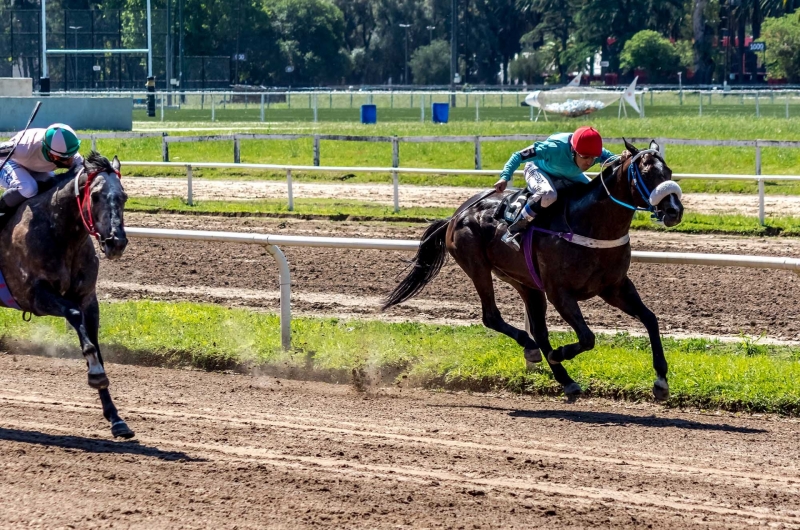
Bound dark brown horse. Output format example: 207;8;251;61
0;152;133;438
384;140;684;400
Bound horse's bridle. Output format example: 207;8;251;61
74;167;122;242
599;150;682;217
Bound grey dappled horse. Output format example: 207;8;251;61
0;152;133;438
384;140;684;400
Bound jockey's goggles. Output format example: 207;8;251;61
46;151;74;165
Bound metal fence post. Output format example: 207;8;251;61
699;92;702;117
313;93;318;123
286;169;294;211
313;135;320;166
476;96;479;122
257;244;291;351
160;93;165;121
260;94;265;122
187;164;193;206
161;133;169;162
474;136;482;170
234;136;240;163
756;143;765;225
392;136;399;168
392;170;399;213
91;135;97;152
211;97;216;122
420;94;425;122
756;92;760;118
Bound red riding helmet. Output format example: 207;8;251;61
571;126;603;158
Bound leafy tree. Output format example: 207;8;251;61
409;39;449;84
265;0;350;85
762;13;800;81
508;52;545;84
520;0;579;83
620;30;682;82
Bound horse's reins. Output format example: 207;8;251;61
599;149;681;216
74;167;122;241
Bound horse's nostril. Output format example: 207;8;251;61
666;207;679;217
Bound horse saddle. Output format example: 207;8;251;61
493;187;530;224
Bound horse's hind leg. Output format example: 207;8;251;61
456;258;537;351
600;278;669;401
85;297;134;439
31;283;108;389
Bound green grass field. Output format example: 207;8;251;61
2;300;799;413
90;114;800;194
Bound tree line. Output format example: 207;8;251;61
5;0;800;86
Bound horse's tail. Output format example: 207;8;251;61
382;218;450;310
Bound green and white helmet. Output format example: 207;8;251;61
41;123;81;160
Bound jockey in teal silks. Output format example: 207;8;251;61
493;126;614;251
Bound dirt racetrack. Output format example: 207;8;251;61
103;213;800;341
2;354;800;529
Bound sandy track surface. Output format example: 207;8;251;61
1;354;799;529
103;214;800;341
122;177;800;217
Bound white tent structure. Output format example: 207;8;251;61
525;75;642;120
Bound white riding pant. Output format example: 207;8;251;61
522;164;557;219
0;160;54;199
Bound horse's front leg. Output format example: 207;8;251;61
85;296;134;439
600;278;669;401
545;290;596;397
31;282;108;390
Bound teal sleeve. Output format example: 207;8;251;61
500;152;523;182
598;148;614;163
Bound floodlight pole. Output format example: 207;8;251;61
40;0;49;93
146;0;155;117
450;0;457;106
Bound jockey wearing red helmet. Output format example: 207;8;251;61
494;126;614;251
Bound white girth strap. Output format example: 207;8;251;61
567;232;630;249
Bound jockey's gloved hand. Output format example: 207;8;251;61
493;179;508;193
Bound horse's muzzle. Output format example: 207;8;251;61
657;194;684;228
101;234;128;260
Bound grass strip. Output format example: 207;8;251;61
127;197;800;237
2;300;799;414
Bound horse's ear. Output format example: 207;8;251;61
623;138;639;155
112;155;121;172
649;139;660;153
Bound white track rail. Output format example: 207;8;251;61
125;227;800;351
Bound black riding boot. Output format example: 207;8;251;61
0;189;24;217
501;212;536;251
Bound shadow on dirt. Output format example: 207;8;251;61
429;404;767;434
0;427;202;461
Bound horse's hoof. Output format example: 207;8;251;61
88;373;109;390
111;420;135;439
564;382;582;397
524;348;542;364
547;351;562;365
653;379;670;401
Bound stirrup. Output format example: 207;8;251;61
501;231;521;251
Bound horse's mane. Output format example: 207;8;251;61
557;150;632;203
84;151;116;175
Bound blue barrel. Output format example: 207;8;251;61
360;104;377;124
432;102;450;124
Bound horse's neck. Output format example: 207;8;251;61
50;173;90;241
566;167;636;240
